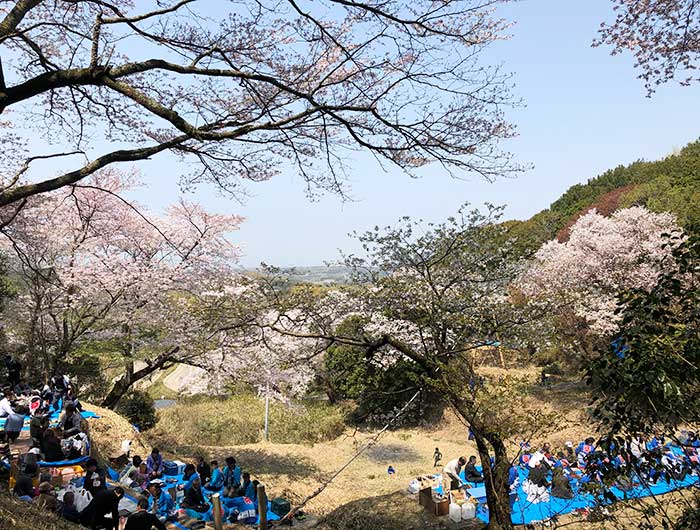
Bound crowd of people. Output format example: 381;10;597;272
9;439;262;529
116;448;261;526
1;369;88;462
442;431;700;512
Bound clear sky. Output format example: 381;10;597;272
124;1;700;267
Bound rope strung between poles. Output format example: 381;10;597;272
279;389;422;523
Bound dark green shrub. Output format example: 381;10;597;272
116;390;157;431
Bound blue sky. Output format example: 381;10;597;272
119;1;700;267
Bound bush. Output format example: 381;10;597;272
116;390;157;431
151;393;347;446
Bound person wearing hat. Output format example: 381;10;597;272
564;441;575;461
36;482;59;512
147;480;176;523
125;496;166;530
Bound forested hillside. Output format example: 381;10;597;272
507;139;700;253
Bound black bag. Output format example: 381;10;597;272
271;497;291;517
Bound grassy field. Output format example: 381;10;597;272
148;394;348;449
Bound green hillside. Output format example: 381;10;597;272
507;139;700;254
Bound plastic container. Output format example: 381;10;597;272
462;502;476;519
449;502;462;522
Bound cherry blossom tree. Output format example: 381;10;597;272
520;206;680;353
596;0;700;93
0;169;243;406
242;205;550;530
0;0;519;207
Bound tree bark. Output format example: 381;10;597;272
473;430;513;530
450;397;514;530
101;346;179;409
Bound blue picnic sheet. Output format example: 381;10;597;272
134;468;281;525
0;403;100;432
426;455;700;525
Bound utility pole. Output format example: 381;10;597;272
264;382;270;442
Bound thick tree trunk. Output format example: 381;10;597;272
473;430;513;530
101;346;179;409
450;395;514;530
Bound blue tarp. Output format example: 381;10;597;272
37;455;90;467
139;469;281;525
452;459;700;525
0;407;100;432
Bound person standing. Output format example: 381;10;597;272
83;458;108;495
80;487;124;530
4;355;21;388
433;447;443;468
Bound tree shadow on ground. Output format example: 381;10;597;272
315;491;484;530
365;443;421;463
209;448;320;480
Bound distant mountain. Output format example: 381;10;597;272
243;265;353;285
506;139;700;255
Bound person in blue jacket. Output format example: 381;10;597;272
180;464;200;492
205;460;224;492
147;481;176;523
223;457;241;497
508;465;519;509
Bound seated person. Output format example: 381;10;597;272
41;429;66;462
223;456;242;497
147;481;177;523
146;448;163;479
120;455;143;483
180;463;200;491
551;468;574;499
14;462;38;499
576;437;596;457
197;456;211;484
36;481;59;512
527;461;550;489
60;491;82;523
125;497;166;530
59;404;82;438
240;472;256;498
529;443;555;469
464;455;484;483
519;451;532;468
204;460;224;491
83;458;107;495
29;411;49;446
0;388;15;418
182;477;210;513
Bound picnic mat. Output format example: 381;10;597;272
419;454;700;525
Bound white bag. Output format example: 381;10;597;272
74;487;93;512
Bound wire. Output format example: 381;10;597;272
278;390;422;523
